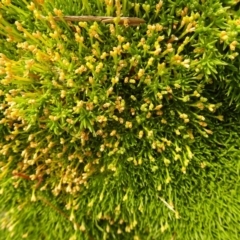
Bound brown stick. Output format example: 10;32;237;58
53;16;145;26
13;172;43;189
13;172;31;180
38;196;70;221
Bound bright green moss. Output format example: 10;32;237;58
0;0;240;239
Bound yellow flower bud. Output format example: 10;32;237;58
123;42;130;50
137;69;145;78
27;2;35;11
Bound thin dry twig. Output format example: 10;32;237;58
53;16;145;26
38;196;71;221
12;172;43;189
159;197;177;214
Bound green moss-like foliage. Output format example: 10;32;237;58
0;0;240;239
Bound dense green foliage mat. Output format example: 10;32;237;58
0;0;240;239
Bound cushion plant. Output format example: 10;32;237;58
0;0;240;239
